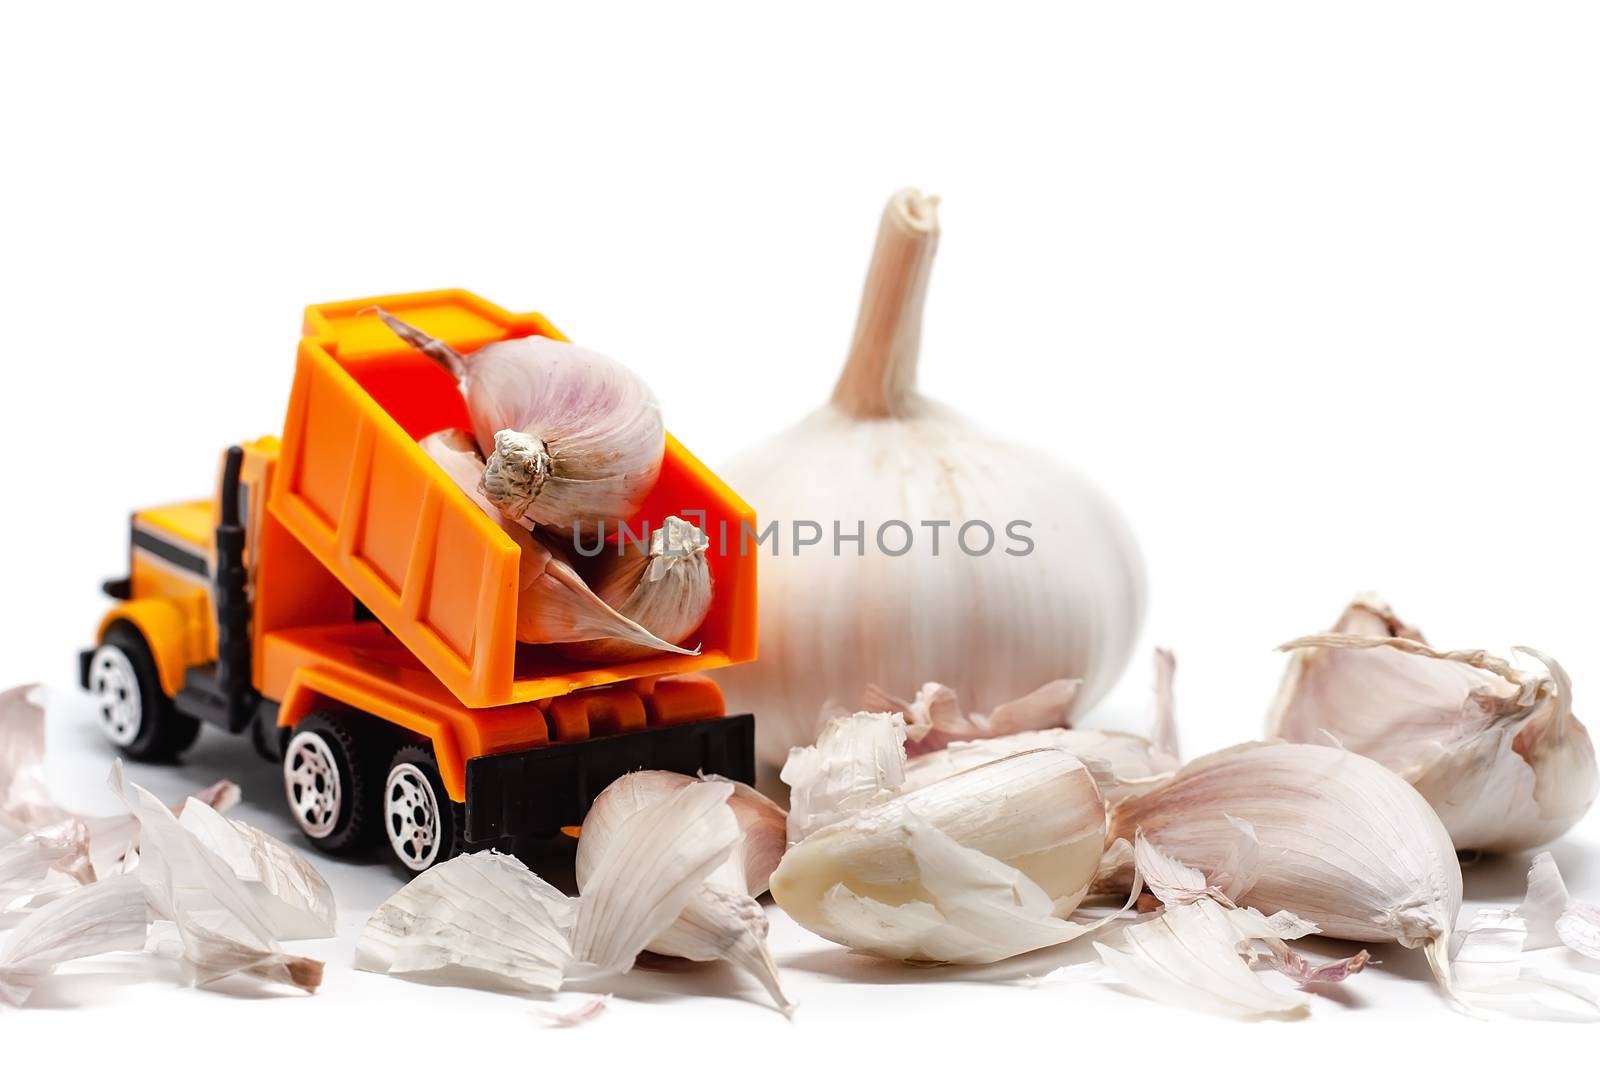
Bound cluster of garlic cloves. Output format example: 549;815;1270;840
1270;595;1597;852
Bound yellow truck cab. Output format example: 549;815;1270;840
82;290;758;874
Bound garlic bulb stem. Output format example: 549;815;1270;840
831;189;939;418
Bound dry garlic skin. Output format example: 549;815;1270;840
1109;742;1462;947
770;748;1107;931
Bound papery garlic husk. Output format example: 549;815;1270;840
901;648;1181;801
419;430;694;658
717;189;1145;766
782;711;909;844
0;872;149;1006
1;685;74;835
1270;595;1597;852
574;771;791;1012
379;310;664;535
563;516;713;662
1107;741;1463;995
852;678;1084;755
356;850;576;993
770;748;1112;964
1;820;93;913
111;764;323;993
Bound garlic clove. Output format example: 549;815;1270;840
1107;741;1463;997
770;749;1110;963
1273;607;1598;852
176;798;336;940
568;780;740;980
379;310;665;535
356;850;575;993
574;770;792;1012
419;429;696;658
781;711;908;844
562;516;714;662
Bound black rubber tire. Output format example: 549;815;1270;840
283;711;379;856
383;743;467;877
91;623;202;762
250;703;288;763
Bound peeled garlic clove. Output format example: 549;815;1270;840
770;749;1109;963
419;430;695;658
1272;599;1597;852
379;310;665;535
574;771;791;1012
1108;741;1463;994
562;516;713;662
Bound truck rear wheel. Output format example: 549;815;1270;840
383;744;465;875
88;623;201;761
283;712;377;855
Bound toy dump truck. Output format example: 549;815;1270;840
80;290;757;873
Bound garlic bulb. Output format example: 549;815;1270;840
1107;742;1463;992
770;748;1112;963
575;771;790;1012
716;189;1145;766
1270;596;1597;852
418;430;693;658
379;310;664;535
564;516;713;662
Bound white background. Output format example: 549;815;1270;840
3;1;1599;1062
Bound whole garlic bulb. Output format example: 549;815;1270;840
718;190;1146;765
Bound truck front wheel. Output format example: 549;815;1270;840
283;712;377;855
88;623;201;761
383;744;465;875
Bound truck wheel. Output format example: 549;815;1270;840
87;623;201;761
383;744;465;875
283;712;376;855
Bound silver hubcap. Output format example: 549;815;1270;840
89;645;143;746
284;732;342;839
386;762;443;871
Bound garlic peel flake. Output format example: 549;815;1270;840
356;850;574;992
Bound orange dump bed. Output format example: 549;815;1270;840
269;290;757;710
